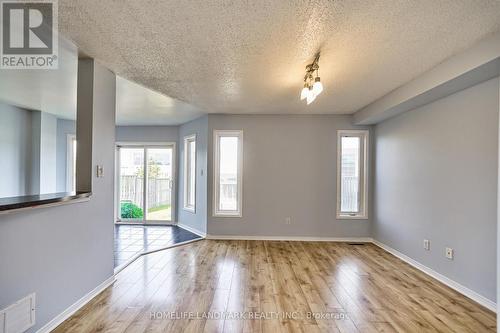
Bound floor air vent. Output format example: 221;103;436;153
0;294;35;333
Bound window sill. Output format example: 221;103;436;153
183;206;196;213
213;212;243;218
336;214;369;220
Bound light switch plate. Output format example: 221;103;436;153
96;165;104;178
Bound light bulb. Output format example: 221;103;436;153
300;84;309;100
313;77;323;95
306;88;316;105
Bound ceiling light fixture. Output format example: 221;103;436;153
300;53;323;105
300;83;309;100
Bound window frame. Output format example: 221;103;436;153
183;134;197;213
336;129;369;220
213;130;243;217
66;134;77;192
115;142;177;224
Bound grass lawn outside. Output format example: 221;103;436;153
147;204;171;221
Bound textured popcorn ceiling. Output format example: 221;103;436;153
59;0;500;115
116;76;203;125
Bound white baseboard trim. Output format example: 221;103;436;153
372;239;496;313
206;234;373;242
178;223;207;238
37;276;116;333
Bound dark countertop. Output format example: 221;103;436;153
0;192;92;212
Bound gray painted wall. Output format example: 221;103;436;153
30;111;41;195
207;114;372;238
0;103;32;197
116;125;178;143
497;76;500;318
373;77;499;302
178;116;208;234
0;61;116;332
0;103;75;197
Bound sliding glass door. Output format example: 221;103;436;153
117;144;175;224
145;148;173;221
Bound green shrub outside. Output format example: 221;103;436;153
120;202;144;218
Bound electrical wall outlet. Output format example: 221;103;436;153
285;217;291;225
423;239;430;251
445;247;454;260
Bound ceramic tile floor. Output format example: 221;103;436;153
114;224;201;268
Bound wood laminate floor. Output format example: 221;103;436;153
54;240;496;333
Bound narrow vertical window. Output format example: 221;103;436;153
214;130;243;217
337;130;368;219
183;134;196;212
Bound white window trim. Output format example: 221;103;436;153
213;130;243;217
336;129;369;220
183;134;197;213
66;134;76;192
